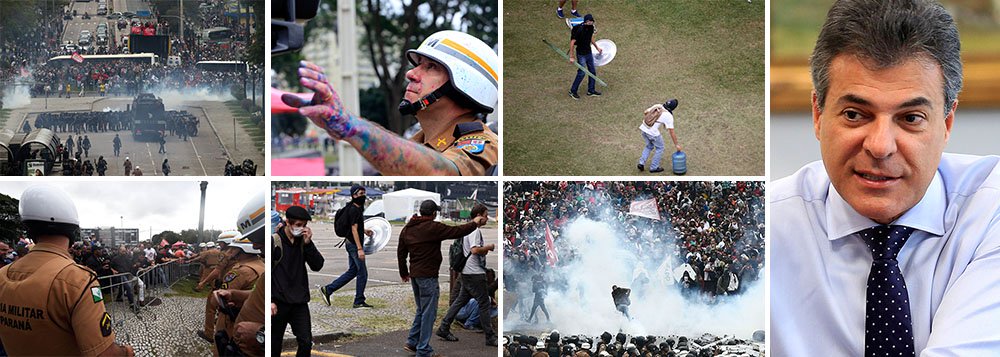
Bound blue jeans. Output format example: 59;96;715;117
570;53;597;94
407;277;439;357
325;243;368;305
457;298;498;330
638;132;665;170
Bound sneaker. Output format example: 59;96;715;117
320;286;331;306
569;91;580;100
650;167;665;173
557;8;564;18
403;344;417;353
571;10;581;17
637;164;644;172
462;324;484;333
587;90;602;96
436;329;459;342
353;302;374;309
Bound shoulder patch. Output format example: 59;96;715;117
100;312;112;337
92;286;104;303
454;122;485;137
454;135;488;154
223;271;238;283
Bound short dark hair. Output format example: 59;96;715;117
471;203;488;218
810;0;962;116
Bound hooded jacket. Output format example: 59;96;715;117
397;215;479;278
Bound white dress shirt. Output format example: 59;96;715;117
771;153;1000;356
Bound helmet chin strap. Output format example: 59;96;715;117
398;83;453;115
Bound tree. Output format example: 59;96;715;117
0;193;23;246
360;0;497;134
151;230;181;245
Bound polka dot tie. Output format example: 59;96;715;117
859;225;916;357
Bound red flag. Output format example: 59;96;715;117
544;223;559;266
159;239;168;247
71;52;84;63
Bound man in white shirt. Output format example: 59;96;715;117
771;0;1000;355
637;99;681;173
437;204;497;347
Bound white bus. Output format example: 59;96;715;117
47;53;159;66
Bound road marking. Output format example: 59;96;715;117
189;137;208;175
144;142;158;175
306;272;398;285
281;351;351;357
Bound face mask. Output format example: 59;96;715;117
291;227;305;237
352;195;366;205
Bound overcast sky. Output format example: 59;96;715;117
0;180;265;241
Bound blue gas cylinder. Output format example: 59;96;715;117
672;151;687;175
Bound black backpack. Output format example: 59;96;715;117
449;237;469;272
334;206;352;238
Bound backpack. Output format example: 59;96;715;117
643;107;662;127
449;237;470;272
334;206;352;238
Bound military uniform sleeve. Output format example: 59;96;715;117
444;131;498;176
67;270;116;357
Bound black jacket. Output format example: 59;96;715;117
272;228;324;304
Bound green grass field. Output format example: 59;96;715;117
503;0;765;176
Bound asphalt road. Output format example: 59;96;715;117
8;95;262;176
307;221;499;291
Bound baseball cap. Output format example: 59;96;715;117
419;200;440;215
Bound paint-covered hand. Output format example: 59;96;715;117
281;61;360;139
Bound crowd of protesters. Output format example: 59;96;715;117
1;1;256;105
504;181;765;308
503;330;763;357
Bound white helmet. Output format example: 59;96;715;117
405;30;498;113
236;192;266;244
205;241;216;248
198;242;206;248
229;236;260;254
217;230;240;246
19;185;80;226
20;185;82;240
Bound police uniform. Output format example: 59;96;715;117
412;120;498;175
202;251;238;336
233;274;265;357
213;258;264;342
0;242;117;356
196;249;223;283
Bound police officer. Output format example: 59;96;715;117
212;237;264;347
215;194;267;357
198;231;241;343
191;241;222;286
283;30;499;176
0;185;135;356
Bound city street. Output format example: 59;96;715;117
4;94;262;175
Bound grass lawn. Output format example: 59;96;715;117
225;101;265;152
503;0;765;176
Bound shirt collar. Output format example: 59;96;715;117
825;172;946;240
412;122;460;153
29;241;73;260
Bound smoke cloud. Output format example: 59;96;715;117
505;214;763;339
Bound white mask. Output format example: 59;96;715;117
291;227;305;237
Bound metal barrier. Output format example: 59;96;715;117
95;260;201;346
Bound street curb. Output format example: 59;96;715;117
283;332;353;350
194;105;233;160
